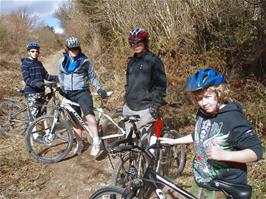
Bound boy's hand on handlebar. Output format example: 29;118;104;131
158;137;176;145
35;81;45;89
49;82;57;88
97;88;108;99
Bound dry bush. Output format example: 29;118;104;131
34;26;63;57
57;0;266;127
0;8;62;56
0;8;36;55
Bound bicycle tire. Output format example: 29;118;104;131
160;129;186;179
25;115;73;163
111;150;148;184
111;153;131;187
0;99;29;137
89;186;124;199
112;153;157;199
101;109;125;152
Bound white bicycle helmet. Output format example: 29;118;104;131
65;36;80;48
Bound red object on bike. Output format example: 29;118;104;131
155;117;163;138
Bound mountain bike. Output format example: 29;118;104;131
24;89;126;164
89;143;252;199
109;113;186;189
0;83;57;137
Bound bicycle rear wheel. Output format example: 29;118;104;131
25;115;73;163
160;129;186;179
0;99;28;137
111;153;131;187
111;150;148;184
101;109;125;152
89;186;124;199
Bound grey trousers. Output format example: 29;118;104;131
122;103;156;137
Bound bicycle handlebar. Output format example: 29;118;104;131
14;82;58;95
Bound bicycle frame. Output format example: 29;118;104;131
141;167;196;199
117;144;251;199
55;97;126;140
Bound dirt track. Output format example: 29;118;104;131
37;146;114;199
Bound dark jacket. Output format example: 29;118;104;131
124;51;167;111
21;58;57;94
58;53;103;92
192;102;263;188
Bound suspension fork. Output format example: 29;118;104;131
50;108;61;134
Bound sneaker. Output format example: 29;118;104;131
74;140;84;155
90;137;101;156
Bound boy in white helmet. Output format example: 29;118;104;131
58;36;107;156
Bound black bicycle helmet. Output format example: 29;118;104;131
185;68;224;92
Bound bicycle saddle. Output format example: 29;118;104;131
123;115;140;122
211;179;252;199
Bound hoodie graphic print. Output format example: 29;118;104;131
192;102;263;187
193;118;229;184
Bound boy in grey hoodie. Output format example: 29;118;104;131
58;37;107;157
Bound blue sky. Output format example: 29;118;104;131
0;0;69;34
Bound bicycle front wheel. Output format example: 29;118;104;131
25;115;73;163
160;129;186;179
0;99;28;137
89;186;124;199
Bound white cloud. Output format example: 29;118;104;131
54;27;64;34
0;0;69;33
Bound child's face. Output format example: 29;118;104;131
68;48;80;58
131;42;145;54
28;49;39;59
195;90;219;114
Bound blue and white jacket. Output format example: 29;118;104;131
58;53;103;93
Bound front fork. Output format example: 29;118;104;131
46;108;61;137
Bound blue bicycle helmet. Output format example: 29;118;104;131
185;68;224;92
26;42;40;50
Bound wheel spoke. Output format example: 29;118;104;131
25;115;73;163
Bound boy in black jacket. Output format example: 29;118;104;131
123;28;166;146
160;68;263;198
